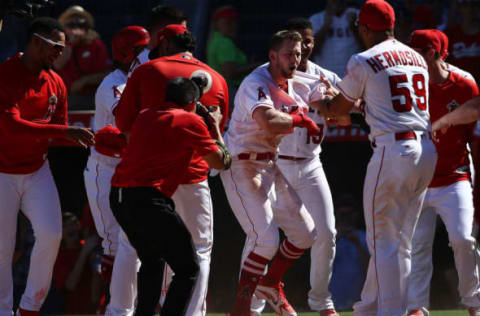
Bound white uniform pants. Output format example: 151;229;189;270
353;134;437;316
0;162;62;315
84;157;120;256
106;180;214;316
220;159;316;277
408;180;480;312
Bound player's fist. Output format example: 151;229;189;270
291;112;320;135
65;126;94;148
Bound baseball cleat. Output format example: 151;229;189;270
254;282;297;316
469;306;480;316
319;308;339;316
407;309;424;316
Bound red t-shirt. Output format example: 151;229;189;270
58;39;112;93
112;106;218;197
0;53;68;174
429;71;479;187
115;52;229;184
445;25;480;82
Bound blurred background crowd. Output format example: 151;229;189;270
1;0;480;313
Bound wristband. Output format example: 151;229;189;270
215;140;232;170
290;113;304;127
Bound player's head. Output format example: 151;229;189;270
408;29;442;67
357;0;395;48
147;4;187;47
148;24;196;59
26;17;66;70
431;29;449;60
165;77;201;112
285;17;314;70
112;25;150;69
268;30;302;79
213;6;239;38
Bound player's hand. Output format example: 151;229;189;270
319;76;338;98
209;106;223;126
431;118;451;142
65;126;95;148
299;113;321;135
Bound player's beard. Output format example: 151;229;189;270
281;66;296;79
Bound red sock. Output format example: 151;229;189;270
18;308;39;316
261;239;305;286
232;252;269;314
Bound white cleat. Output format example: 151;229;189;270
254;282;297;316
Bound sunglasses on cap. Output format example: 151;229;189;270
34;33;65;49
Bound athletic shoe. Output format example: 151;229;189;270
407;309;424;316
254;282;297;316
469;306;480;316
319;308;339;316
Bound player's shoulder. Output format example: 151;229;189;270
97;69;126;94
238;64;270;91
450;71;478;91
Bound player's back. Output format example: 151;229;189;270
340;39;430;138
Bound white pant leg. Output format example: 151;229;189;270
278;157;335;311
169;180;213;316
106;229;140;316
407;200;437;311
19;163;62;311
354;139;437;316
431;181;480;307
84;157;120;256
0;172;21;316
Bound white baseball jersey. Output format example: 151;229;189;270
224;64;311;156
128;48;150;77
447;62;476;83
309;7;361;76
338;39;431;138
91;69;125;164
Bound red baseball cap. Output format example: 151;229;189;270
409;29;442;55
358;0;395;31
94;126;127;158
213;6;239;21
149;24;189;59
431;29;449;59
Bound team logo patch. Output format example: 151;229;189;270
257;87;267;100
43;93;58;120
190;70;213;94
446;99;460;112
112;85;122;98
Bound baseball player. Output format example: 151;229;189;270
0;17;94;316
250;18;341;316
83;24;149;301
407;30;480;316
317;1;437;315
109;77;231;316
111;24;228;316
220;30;322;316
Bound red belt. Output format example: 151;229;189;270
237;152;276;161
278;155;307;161
394;131;417;141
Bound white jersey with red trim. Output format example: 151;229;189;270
224;64;312;157
278;70;328;158
94;69;126;131
337;39;431;138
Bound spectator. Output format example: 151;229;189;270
207;6;258;108
329;194;368;311
309;0;362;76
54;5;112;110
49;212;103;314
445;0;480;82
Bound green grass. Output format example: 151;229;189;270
207;311;467;316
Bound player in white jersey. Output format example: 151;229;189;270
406;29;480;316
250;18;342;316
220;30;323;316
316;1;437;315
83;25;149;312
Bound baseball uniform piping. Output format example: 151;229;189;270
95;162;113;255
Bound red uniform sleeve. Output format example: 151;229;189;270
0;107;68;138
114;68;142;132
185;115;219;156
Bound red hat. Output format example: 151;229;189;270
409;29;442;55
94;126;127;158
149;24;189;59
431;29;449;59
358;0;395;31
213;6;239;21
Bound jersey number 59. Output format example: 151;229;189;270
389;73;427;112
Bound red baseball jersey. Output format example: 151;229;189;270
0;53;68;174
429;71;479;188
112;106;218;197
445;25;480;82
115;52;229;184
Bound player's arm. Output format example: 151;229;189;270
432;96;480;133
253;106;320;135
114;68;142;133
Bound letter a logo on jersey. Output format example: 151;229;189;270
258;87;267;100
